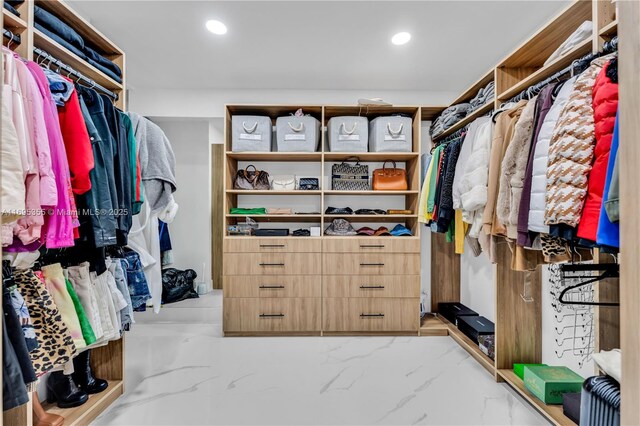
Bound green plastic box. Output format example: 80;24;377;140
514;363;547;380
523;366;584;405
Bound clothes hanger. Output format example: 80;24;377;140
557;263;619;306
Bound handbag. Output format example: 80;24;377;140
298;177;319;190
372;160;407;190
331;157;370;190
271;175;296;191
233;165;270;190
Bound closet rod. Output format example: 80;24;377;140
3;28;21;45
33;47;119;101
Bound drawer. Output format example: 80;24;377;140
224;298;321;332
323;275;420;298
323;253;420;275
323;238;420;253
224;238;321;253
224;276;321;298
223;253;321;275
323;298;419;332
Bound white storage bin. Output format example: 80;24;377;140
369;116;413;152
231;115;272;152
275;116;320;152
327;116;369;152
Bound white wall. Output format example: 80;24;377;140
129;88;457;119
460;250;496;322
152;118;212;289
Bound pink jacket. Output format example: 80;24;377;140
26;62;76;248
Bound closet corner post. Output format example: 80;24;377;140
619;1;640;424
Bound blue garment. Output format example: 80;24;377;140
43;69;74;106
34;5;84;50
84;45;122;82
158;220;172;252
34;23;86;60
123;249;151;310
596;111;620;248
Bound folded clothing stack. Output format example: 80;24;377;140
430;103;472;138
468;81;495;112
34;6;123;83
4;1;20;16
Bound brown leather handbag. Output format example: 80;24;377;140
233;165;271;190
372;161;407;190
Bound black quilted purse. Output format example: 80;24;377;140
298;178;319;190
331;157;370;190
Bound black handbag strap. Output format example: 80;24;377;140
382;160;397;171
243;164;259;182
342;156;361;165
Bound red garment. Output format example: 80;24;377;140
577;61;618;241
57;79;94;195
135;148;142;202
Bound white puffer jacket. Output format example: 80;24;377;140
527;76;578;233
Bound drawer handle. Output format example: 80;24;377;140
259;263;285;266
360;285;385;289
360;244;385;248
259;285;285;289
259;313;285;318
360;313;385;318
260;244;286;248
360;263;385;266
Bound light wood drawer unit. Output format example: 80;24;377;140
323;298;419;332
224;276;322;298
323;275;420;298
224;298;321;332
224;238;322;253
323;238;420;253
323;253;420;275
223;253;322;275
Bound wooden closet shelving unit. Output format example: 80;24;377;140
424;1;632;426
2;1;126;425
222;104;426;336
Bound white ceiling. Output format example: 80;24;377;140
71;1;568;93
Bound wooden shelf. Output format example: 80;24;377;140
323;152;419;162
34;0;122;55
420;106;447;121
438;316;495;374
323;105;420;118
450;68;494;106
324;190;419;196
600;19;618;37
226;152;322;161
432;101;494;141
497;38;593;102
3;8;27;30
42;380;123;426
33;29;123;91
419;315;449;336
324;214;417;222
497;370;577;426
226;190;322;195
226;214;321;222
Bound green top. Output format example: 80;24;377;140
65;279;96;346
230;207;267;215
120;112;144;215
427;145;444;214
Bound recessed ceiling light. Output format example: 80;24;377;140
206;19;227;35
391;32;411;46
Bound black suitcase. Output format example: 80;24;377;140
438;302;478;326
255;229;289;237
457;315;494;344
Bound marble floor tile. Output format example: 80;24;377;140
93;298;548;425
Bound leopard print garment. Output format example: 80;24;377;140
14;269;77;377
541;234;571;263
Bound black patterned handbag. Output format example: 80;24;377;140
298;178;319;190
331;157;370;190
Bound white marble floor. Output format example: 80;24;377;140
93;293;548;426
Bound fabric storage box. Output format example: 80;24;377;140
457;315;494;344
232;115;272;152
523;366;584;405
438;302;478;326
369;116;413;152
275;116;320;152
514;363;547;380
327;116;369;152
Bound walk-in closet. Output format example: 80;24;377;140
2;0;639;425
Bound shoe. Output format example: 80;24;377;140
325;206;353;215
32;391;64;426
46;371;89;409
72;350;109;394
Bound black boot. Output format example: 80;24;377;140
72;350;108;394
46;371;89;409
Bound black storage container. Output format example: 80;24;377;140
255;229;290;237
438;302;478;326
562;392;581;424
457;315;494;344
